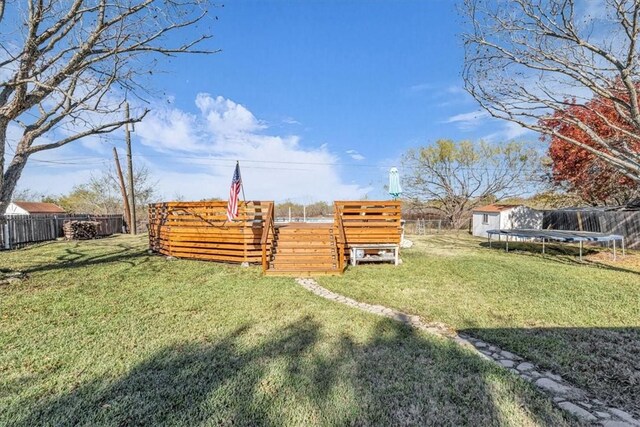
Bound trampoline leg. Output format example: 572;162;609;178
506;236;509;252
488;234;492;249
542;238;545;255
579;241;583;262
622;238;626;257
613;239;617;261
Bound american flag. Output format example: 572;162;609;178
226;162;242;221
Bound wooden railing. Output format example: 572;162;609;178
334;203;347;271
333;201;402;264
148;201;273;264
147;200;400;268
261;202;276;272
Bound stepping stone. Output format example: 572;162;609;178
557;402;596;421
607;409;640;426
516;362;534;371
535;378;576;396
499;359;515;368
601;421;637;427
544;371;563;382
500;350;517;359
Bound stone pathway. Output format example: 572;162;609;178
295;277;640;427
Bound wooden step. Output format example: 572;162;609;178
265;222;342;276
277;228;333;234
274;247;335;254
275;241;335;247
270;264;337;271
264;269;342;277
273;253;337;262
276;235;333;241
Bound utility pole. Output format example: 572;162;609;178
125;102;137;235
113;147;131;233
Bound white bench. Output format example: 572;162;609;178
350;243;399;266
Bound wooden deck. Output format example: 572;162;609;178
148;200;401;276
265;223;341;276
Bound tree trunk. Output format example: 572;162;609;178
0;117;8;219
0;153;28;217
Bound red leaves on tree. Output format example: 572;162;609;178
541;90;640;205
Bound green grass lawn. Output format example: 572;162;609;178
0;235;575;426
318;233;640;419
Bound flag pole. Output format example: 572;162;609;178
236;160;249;265
237;160;247;205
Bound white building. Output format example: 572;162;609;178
472;204;543;239
4;201;66;216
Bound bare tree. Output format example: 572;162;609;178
402;139;539;228
58;164;157;222
462;0;640;182
0;0;218;215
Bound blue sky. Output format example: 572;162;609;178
17;0;533;202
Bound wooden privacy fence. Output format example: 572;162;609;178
148;200;403;271
543;209;640;249
148;201;274;263
334;201;402;264
1;214;124;250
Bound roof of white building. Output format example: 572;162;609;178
472;204;521;213
11;201;66;214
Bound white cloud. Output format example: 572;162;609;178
282;116;301;125
345;149;365;161
409;83;433;92
195;94;266;136
445;85;466;95
445;110;491;130
12;94;372;202
136;94;370;202
482;121;532;142
136;108;202;152
502;121;530;139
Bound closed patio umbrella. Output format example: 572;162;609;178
388;167;402;199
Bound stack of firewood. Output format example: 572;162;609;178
63;221;101;240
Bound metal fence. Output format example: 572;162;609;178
403;219;457;235
1;214;125;250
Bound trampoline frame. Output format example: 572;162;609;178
486;229;626;261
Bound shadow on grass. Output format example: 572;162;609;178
20;243;151;275
12;317;573;426
461;326;640;419
478;240;640;275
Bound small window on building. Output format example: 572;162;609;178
482;213;489;224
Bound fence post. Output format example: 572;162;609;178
4;221;10;250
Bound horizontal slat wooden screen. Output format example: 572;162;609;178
148;201;273;263
334;201;402;251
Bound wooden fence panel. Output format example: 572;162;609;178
148;201;272;264
0;214;124;250
334;201;402;262
543;210;640;249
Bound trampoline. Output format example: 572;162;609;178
486;229;625;261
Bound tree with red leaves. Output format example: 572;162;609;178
543;90;640;205
462;0;640;183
